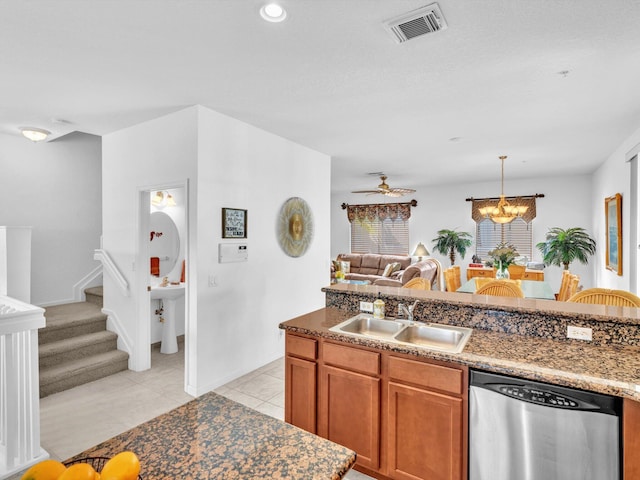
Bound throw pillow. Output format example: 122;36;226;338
382;262;401;277
332;260;341;272
340;261;351;274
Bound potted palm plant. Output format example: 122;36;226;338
536;227;596;270
432;228;473;266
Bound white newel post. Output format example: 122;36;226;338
0;296;48;479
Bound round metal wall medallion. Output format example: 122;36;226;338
277;197;314;257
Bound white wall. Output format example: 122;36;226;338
332;173;594;292
194;106;330;394
0;132;102;305
592;125;640;291
102;105;331;396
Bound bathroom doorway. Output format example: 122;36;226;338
137;181;190;390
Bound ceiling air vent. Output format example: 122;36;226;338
383;3;448;44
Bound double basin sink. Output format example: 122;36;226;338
329;314;472;354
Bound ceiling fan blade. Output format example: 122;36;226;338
352;175;416;197
389;188;416;194
351;189;384;194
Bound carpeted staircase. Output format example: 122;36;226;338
39;287;129;398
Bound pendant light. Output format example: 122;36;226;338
478;156;528;224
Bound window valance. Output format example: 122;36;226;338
467;194;543;224
341;200;417;223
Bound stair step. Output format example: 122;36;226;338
84;286;104;308
39;331;118;369
40;302;107;344
39;350;129;398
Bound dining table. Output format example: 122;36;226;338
457;278;556;300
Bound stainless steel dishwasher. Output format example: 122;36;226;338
469;370;621;480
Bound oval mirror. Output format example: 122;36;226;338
150;211;180;277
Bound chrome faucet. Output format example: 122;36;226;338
397;300;419;323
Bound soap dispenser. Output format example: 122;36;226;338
373;299;385;319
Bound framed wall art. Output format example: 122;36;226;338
222;208;247;239
605;193;622;276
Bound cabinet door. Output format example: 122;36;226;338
624;398;640;479
285;356;317;434
388;382;463;480
320;365;381;470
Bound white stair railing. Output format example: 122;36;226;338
93;249;129;297
0;296;48;478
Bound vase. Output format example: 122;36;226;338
496;261;510;279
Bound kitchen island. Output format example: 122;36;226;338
66;391;356;479
279;283;640;479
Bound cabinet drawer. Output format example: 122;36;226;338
388;356;463;395
286;333;317;361
323;342;380;376
523;271;544;281
467;268;495;280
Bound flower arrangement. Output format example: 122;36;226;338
487;242;519;270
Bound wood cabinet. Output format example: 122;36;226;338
285;334;317;433
522;269;544;281
466;267;495;281
285;332;468;480
319;342;381;470
387;356;466;480
467;266;544;281
624;398;640;479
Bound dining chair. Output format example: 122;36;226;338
444;267;461;292
567;288;640;307
556;270;573;301
507;264;526;280
474;277;493;291
562;275;580;301
475;280;525;298
403;277;431;291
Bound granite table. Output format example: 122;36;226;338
66;391;356;479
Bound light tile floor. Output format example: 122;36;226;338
21;342;372;480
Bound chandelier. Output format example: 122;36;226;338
478;156;528;224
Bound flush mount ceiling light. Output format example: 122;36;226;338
260;3;287;22
20;127;51;142
478;156;528;224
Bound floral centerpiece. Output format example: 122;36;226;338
487;242;519;278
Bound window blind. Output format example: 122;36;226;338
475;218;533;259
351;218;409;255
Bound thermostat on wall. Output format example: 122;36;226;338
219;243;248;263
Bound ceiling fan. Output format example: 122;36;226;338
351;175;416;197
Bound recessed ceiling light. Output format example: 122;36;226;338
260;3;287;22
20;127;51;142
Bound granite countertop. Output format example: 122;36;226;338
67;391;356;479
279;307;640;401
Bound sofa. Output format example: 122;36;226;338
332;253;442;290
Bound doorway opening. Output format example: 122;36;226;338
137;181;189;390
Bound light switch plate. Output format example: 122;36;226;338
360;301;374;313
567;325;592;341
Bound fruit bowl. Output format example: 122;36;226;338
64;458;143;479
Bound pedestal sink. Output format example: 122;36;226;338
150;284;185;354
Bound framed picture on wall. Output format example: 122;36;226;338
222;208;247;239
605;193;622;276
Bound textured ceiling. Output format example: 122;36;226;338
2;0;640;192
